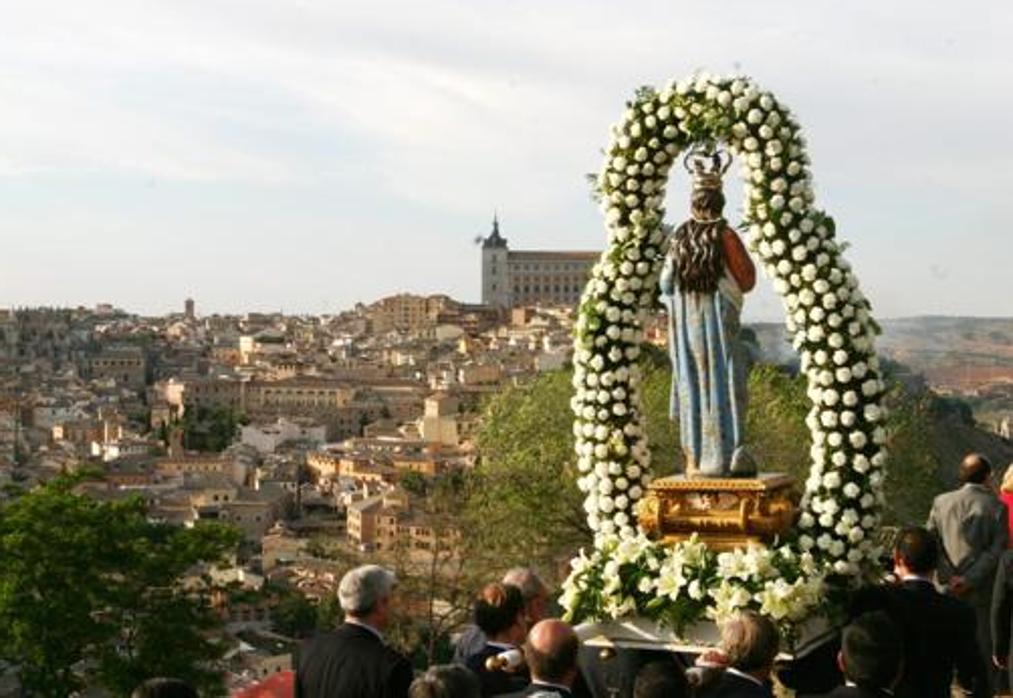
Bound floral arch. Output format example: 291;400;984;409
562;74;888;628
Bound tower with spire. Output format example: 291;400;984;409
481;214;511;308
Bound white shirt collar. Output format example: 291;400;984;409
487;640;515;650
900;573;933;584
530;680;571;693
725;667;764;687
845;680;894;695
346;618;383;641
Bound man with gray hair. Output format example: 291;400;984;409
697;611;778;698
453;567;549;664
296;564;413;698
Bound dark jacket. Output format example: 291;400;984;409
993;550;1013;655
801;686;894;698
696;670;773;698
851;578;987;698
512;682;573;697
991;550;1013;683
295;622;413;698
465;643;530;697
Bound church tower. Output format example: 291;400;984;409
481;215;510;308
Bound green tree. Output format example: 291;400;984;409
399;470;430;497
272;589;319;639
181;406;243;452
468;361;949;582
0;479;241;696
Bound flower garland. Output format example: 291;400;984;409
565;74;888;628
561;534;829;631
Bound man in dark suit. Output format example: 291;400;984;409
927;452;1007;690
295;564;413;698
851;526;988;698
454;568;549;665
632;658;691;698
465;583;530;696
800;611;902;698
696;611;778;698
990;548;1013;687
514;619;580;697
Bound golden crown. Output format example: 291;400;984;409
683;146;731;192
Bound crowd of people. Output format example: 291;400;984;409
140;451;1013;697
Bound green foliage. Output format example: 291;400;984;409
399;470;430;497
272;590;319;639
315;593;343;631
0;478;241;696
881;386;944;525
180;405;244;452
471;361;948;579
467;370;589;575
745;364;811;482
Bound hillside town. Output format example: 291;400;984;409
0;224;610;692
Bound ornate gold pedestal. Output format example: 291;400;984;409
637;473;798;551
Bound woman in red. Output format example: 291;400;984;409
1001;464;1013;547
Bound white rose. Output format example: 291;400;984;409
822;471;842;489
853;455;870;473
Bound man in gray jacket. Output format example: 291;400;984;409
927;453;1008;690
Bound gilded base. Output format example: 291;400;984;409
637;473;798;552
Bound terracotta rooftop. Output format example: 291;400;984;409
233;670;294;698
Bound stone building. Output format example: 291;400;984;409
480;216;599;309
367;294;455;334
89;345;147;389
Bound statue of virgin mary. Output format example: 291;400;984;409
659;150;757;478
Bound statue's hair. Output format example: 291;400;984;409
671;188;726;293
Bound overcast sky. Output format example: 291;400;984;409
1;0;1010;319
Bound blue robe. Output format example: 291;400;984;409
660;256;749;478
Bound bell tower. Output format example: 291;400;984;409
481;215;510;308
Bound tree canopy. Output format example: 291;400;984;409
0;478;241;696
467;359;946;585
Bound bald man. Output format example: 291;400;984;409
518;620;580;697
928;452;1008;691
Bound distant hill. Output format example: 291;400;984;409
747;316;1013;482
749;316;1013;427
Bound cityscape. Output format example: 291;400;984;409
3;2;1012;697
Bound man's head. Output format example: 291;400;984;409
524;619;580;688
409;664;481;698
339;564;397;629
474;583;527;646
633;659;690;698
838;611;904;690
719;611;780;679
959;453;992;485
502;567;549;624
892;526;939;577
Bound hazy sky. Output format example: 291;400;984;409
1;0;1010;320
